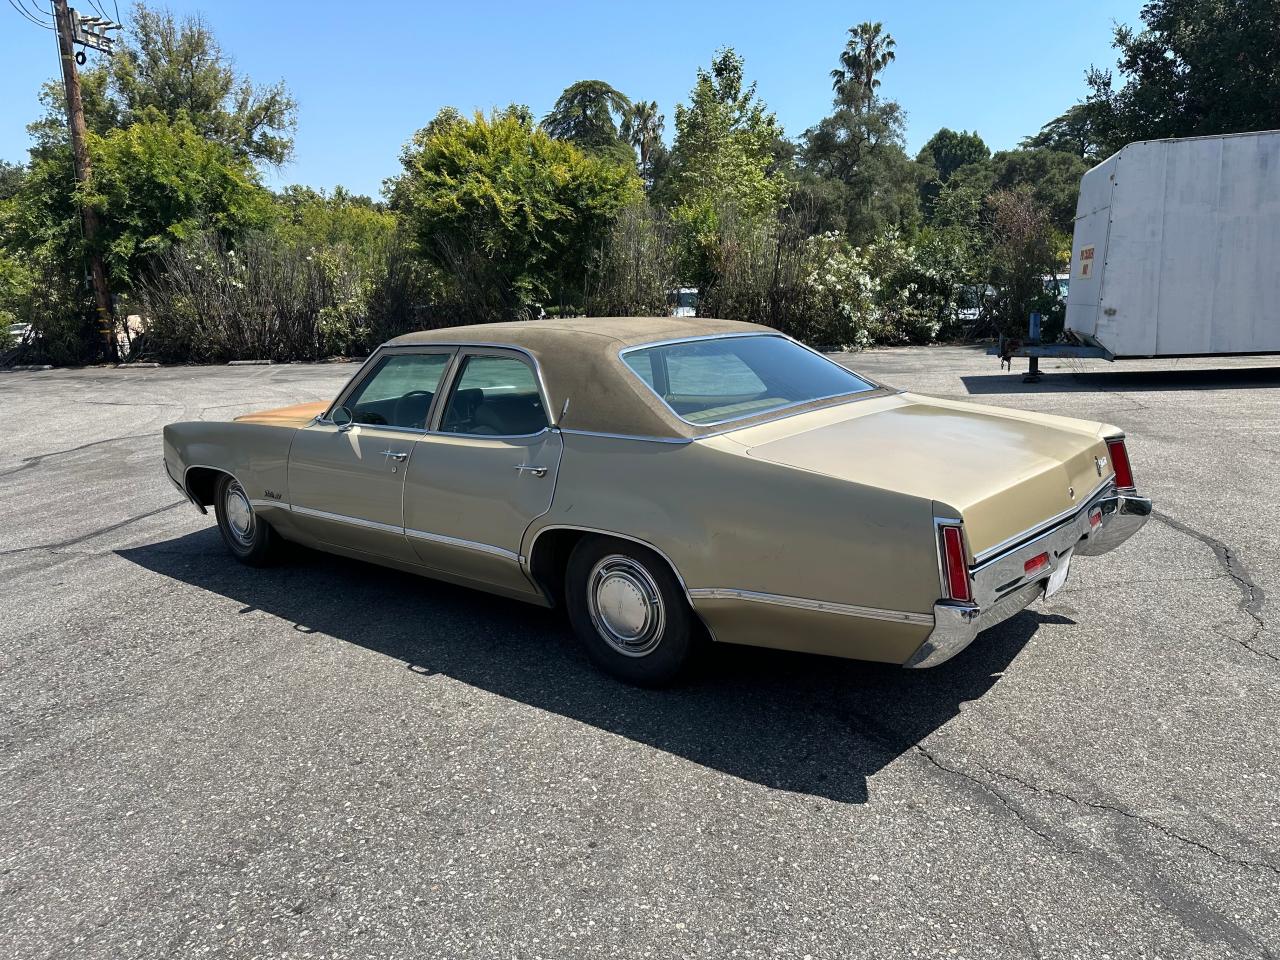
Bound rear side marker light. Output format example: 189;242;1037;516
1024;552;1050;576
1106;437;1135;490
940;525;972;603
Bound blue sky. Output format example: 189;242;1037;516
2;1;1145;198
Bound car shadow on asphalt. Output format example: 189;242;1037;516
118;529;1050;805
962;365;1280;395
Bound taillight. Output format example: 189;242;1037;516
939;524;972;603
1106;437;1135;490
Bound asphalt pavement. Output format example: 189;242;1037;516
1;346;1277;959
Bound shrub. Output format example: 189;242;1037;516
137;232;369;362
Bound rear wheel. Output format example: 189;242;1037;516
213;474;280;566
565;536;698;686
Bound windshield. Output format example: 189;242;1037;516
621;335;876;426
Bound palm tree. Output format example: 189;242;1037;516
830;22;896;111
621;100;664;180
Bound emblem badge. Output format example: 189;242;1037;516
1095;456;1106;477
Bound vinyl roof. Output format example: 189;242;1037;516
385;317;883;439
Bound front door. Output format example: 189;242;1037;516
287;349;454;562
402;350;562;595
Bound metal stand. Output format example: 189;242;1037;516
1021;312;1042;382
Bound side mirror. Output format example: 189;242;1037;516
332;406;354;430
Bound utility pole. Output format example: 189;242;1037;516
52;0;117;362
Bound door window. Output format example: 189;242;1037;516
440;355;548;436
342;353;451;429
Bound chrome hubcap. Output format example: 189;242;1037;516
224;481;255;546
587;555;665;657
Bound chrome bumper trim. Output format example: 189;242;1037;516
1074;493;1152;556
907;486;1152;669
906;579;1046;669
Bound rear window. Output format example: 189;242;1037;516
621;335;875;426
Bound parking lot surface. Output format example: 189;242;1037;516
2;346;1278;959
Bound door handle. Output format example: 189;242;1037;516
514;464;548;478
382;450;409;462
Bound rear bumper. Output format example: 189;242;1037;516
905;486;1151;668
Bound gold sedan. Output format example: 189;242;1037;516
163;318;1151;685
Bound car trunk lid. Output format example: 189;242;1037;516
734;394;1111;560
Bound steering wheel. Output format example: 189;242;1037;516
356;410;387;425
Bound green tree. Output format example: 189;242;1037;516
989;148;1089;234
4;113;271;295
542;80;634;166
1044;0;1280;157
273;185;395;269
396;107;642;317
1022;98;1112;162
0;161;27;202
917;128;990;183
30;2;296;165
663;47;784;278
801;94;922;243
830;22;896;111
986;187;1064;337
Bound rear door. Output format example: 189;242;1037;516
288;348;455;561
402;348;561;595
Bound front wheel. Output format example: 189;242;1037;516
565;536;699;686
213;474;281;566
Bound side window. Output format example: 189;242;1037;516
342;353;451;429
440;354;548;437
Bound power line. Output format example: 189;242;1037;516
7;0;54;29
86;0;109;19
21;0;53;20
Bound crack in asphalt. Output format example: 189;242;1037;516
0;433;156;480
0;501;185;557
979;764;1280;877
909;741;1082;854
1152;510;1275;663
909;741;1279;959
859;712;1277;880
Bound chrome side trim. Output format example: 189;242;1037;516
291;503;402;536
617;334;876;429
686;588;934;626
971;473;1116;568
251;499;526;564
405;526;522;563
558;428;692;445
621;330;777;351
320;343;557;435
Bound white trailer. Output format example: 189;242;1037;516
998;129;1280;369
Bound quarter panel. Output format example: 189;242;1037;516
533;433;942;644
